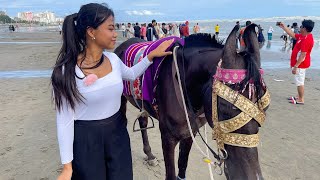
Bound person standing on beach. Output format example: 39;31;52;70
291;22;300;50
126;23;134;38
146;20;159;41
51;3;174;180
257;24;265;44
267;26;274;41
180;21;190;38
215;24;220;37
133;22;141;38
140;23;147;40
277;20;315;104
193;23;200;34
239;20;251;51
58;23;62;35
121;23;126;37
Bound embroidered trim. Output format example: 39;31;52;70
212;80;270;149
214;66;264;84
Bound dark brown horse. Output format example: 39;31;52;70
114;24;269;180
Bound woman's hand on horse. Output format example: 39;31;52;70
147;39;174;61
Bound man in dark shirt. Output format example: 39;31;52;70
162;23;168;37
146;20;159;41
133;23;141;38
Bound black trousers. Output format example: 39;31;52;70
71;111;133;180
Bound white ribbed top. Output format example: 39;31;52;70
56;52;152;164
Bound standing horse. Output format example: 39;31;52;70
114;24;270;180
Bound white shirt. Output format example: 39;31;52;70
56;52;152;164
126;26;134;38
121;25;126;31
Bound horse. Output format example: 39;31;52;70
114;24;270;180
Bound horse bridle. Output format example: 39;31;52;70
174;44;271;174
211;60;271;150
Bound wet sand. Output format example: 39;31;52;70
0;31;319;180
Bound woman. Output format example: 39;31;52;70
140;23;146;40
51;3;173;180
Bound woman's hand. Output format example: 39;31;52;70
147;39;174;61
57;163;72;180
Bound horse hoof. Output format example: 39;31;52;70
147;158;158;166
177;176;186;180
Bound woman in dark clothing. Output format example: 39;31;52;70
52;3;173;180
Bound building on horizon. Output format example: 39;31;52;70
17;11;59;23
0;11;7;16
17;12;33;21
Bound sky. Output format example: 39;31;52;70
1;0;320;22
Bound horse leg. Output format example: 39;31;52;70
177;137;193;180
138;116;158;166
160;123;179;180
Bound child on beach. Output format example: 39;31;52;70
51;3;174;180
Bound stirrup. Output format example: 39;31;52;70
133;110;155;132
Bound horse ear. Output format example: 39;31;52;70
222;25;240;64
243;24;261;67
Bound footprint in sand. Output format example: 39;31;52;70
40;147;48;153
5;146;13;152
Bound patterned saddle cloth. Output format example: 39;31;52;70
123;36;184;104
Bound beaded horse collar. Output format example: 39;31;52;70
212;66;270;150
214;66;264;84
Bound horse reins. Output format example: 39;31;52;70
173;46;224;176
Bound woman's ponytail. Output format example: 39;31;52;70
51;13;84;111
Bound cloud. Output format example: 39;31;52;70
125;10;164;16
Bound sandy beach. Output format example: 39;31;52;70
0;31;319;180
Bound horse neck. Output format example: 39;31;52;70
178;47;223;113
225;146;263;180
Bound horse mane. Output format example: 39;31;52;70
183;33;224;49
238;24;265;103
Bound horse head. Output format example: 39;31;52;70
181;24;270;179
212;24;270;180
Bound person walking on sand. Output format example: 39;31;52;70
51;3;174;180
277;20;315;105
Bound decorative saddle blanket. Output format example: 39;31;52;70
123;36;184;104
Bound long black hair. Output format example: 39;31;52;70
51;3;114;111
